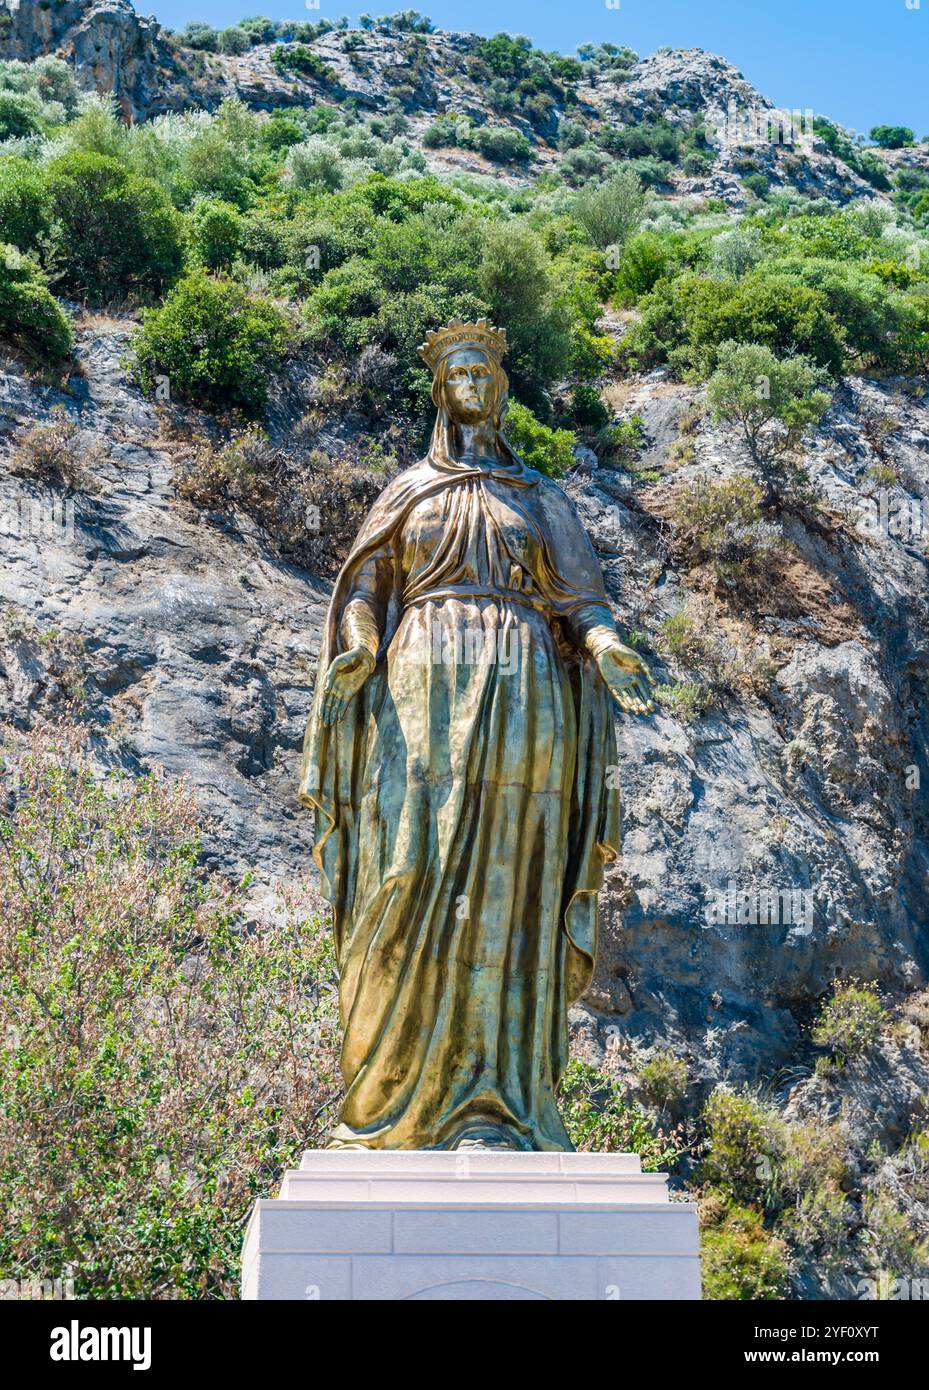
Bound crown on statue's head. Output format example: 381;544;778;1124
417;318;508;374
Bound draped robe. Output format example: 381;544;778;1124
299;450;621;1150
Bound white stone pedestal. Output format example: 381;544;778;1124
241;1150;700;1301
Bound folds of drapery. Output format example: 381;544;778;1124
299;456;622;1012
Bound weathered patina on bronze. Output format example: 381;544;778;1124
300;319;653;1151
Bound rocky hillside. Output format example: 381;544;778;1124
3;0;925;203
2;0;929;1297
3;312;927;1089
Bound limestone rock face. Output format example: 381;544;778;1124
0;2;904;203
1;322;927;1090
0;0;190;119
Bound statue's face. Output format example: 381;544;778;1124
442;348;496;424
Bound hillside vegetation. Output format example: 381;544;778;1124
0;7;928;1300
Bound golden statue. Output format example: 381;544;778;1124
299;319;653;1152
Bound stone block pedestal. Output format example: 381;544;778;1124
241;1150;700;1300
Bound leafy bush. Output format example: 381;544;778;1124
710;226;764;281
0;55;80;127
0;243;71;364
0;725;339;1299
186;198;242;270
700;1195;791;1300
812;118;890;190
638;1050;690;1109
573;168;645;250
706;340;831;498
218;25;251;55
599;117;682;163
471;124;531;164
898;293;929;374
503;400;576;477
653;680;709;722
743;172;770;200
626;270;846;378
132;271;293;415
770;256;902;368
477;219;575;404
176;424;389;574
811;981;886;1065
271;46;336;82
0;89;43;140
422;115;530;163
559;145;611;184
558;1061;683;1169
698;1090;779;1207
0;158;52;254
666;473;785;584
176;21;220;51
612;230;678;302
598;414;646;468
45;153;183;303
869;125;914;149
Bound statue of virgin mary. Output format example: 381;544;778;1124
299;318;653;1151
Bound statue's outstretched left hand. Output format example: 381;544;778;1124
319;647;376;725
596;643;655;716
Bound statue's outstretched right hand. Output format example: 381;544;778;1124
319;647;376;725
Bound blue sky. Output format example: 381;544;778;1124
146;0;929;137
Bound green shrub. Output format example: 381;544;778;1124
477;220;575;404
0;55;80;127
284;136;348;192
898;293;929;374
638;1050;690;1109
710;226;764;281
770;256;902;368
45;153;183;302
666;473;785;585
812;981;886;1065
0;243;71;364
573;168;645;250
559;145;611;184
504;400;576;477
743;172;770;200
559;1061;683;1170
565;382;609;429
218;25;251;55
258;112;305;152
698;1090;780;1207
700;1194;791;1300
612;230;677;302
471;124;531;164
186;198;242;270
626;270;846;378
132;271;293;415
869;125;914;149
658;611;712;666
706;340;832;500
0;89;43;140
599;117;682;162
820;121;892;190
176;21;220;51
653;680;709;722
270;45;336;82
598;414;645;467
0;725;339;1299
627;155;674;188
0;158;52;254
